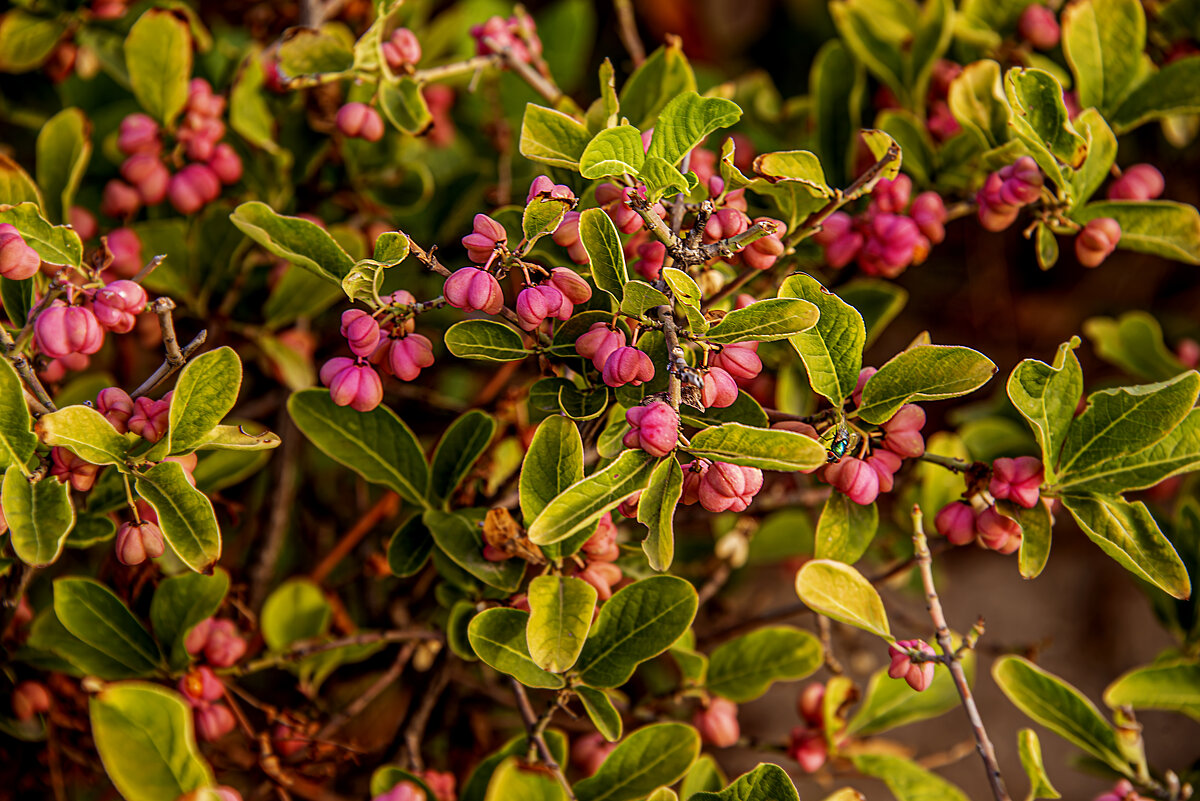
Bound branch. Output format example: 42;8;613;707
510;678;577;801
481;36;564;107
912;505;1012;801
0;324;55;413
130;329;208;399
399;655;451;770
248;413;299;611
315;641;416;741
916;452;978;474
236;628;441;674
309;491;400;584
613;0;645;66
785;140;902;248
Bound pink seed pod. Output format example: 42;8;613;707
739;217;786;271
1093;780;1139;801
927;100;961;142
273;723;311;760
976;172;1020;232
576;323;626;371
602;346;655;388
420;770;455;801
1018;4;1061;50
797;682;825;725
976;506;1023;554
91;280;148;333
168;164;221;215
515;284;564;330
195;703;236;742
443;267;504;314
859;213;925;277
187;78;224;118
815;211;865;270
990;456;1045;509
710;343;762;381
869;174;912;215
582;512;620;562
866;448;903;492
1076;217;1121;267
997;156;1044;207
101;179;141;219
701;366;739;409
693;697;740;748
118;113;160;155
128;396;170;442
323;358;384;412
115;520;165;565
824;456;880;505
185;617;214;656
771;420;820;439
679;461;708;505
482;544;511;562
551;211;589;264
698;461;764;513
35;302;104;359
373;781;427;801
386;334;435;381
936;501;979;545
461;214;508;264
527;175;576;203
49;447;100;492
572;732;617;778
881;403;926;458
97;387;134;433
120;153;170;206
617;491;641;519
595;182;645;234
203;619;247;668
787;727;828;773
340;309;382;356
623;401;679;457
12;681;52;721
208;143;244;185
106;227;143;277
631;240;667;281
336;102;385;142
69;206;98;240
382;27;422;70
1107;164;1165;201
548;267;592;305
0;231;41;280
577;560;622;601
887;639;937;692
910;191;947;244
703;207;750;244
1177;337;1200;369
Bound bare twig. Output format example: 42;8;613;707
510;678;577;800
130;330;207;398
236;628;441;674
613;0;646;66
415;55;500;83
309;491;400;584
481;36;564;107
399;656;451;770
916;452;977;473
816;614;844;675
248;413;299;611
316;642;416;741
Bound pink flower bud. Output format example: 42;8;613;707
1093;780;1139;801
575;322;626;371
577;560;622;601
203;619;247;668
1076;217;1121;267
35;303;104;359
373;781;427;801
631;240;666;281
168;164;220;215
386;334;435;381
115;520;165;565
341;309;382;356
107;227;143;277
1177;337;1200;369
180;665;224;705
976;506;1022;554
869;174;912;214
515;284;564;330
527;175;576;203
710;343;762;381
623;401;679;457
927;100;961;141
91;280;147;333
787;727;828;773
208;143;243;185
552;211;588;264
12;681;52;721
680;461;707;505
866;448;903;492
443;267;504;314
739;217;786;271
859;213;924;277
887;639;937;691
693;697;740;747
997;156;1044;207
603;346;655;388
195;703;236;741
185;617;213;656
121;153;169;206
571;732;617;778
698;461;764;513
910;191;947;244
976;173;1020;232
461;214;508;264
0;231;41;280
824;457;879;505
703;208;750;244
382;28;422;70
797;682;825;725
49;447;99;491
336;102;385;142
881;403;926;458
1018;4;1061;50
118;113;160;155
617;492;641;519
582;512;620;561
936;501;979;545
69;206;98;240
323;358;383;412
187;78;224;118
96;387;134;433
989;456;1044;509
128;395;170;442
548;267;591;305
420;769;455;801
1107;164;1164;201
702;366;739;408
101;179;141;218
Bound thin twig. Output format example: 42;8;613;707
316;642;416;741
916;452;977;473
481;36;564;107
0;324;55;413
816;614;844;674
399;656;451;770
613;0;646;65
130;330;207;398
510;678;577;800
309;491;400;584
235;629;441;674
248;413;299;611
912;505;1012;801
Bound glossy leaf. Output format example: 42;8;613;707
1083;311;1187;382
124;10;192;125
1018;728;1062;800
577;686;623;741
1004;68;1087;172
261;578;330;649
467;607;565;689
231;201;355;283
0;202;82;268
575;722;699;801
687;423;826;472
523;197;572;250
778;274;864;406
168;346;242;454
528;449;656;547
5;471;75;568
0;10;66;72
640;156;691;204
380;77;432;134
430;410;496;505
1103;661;1200;721
1058;408;1200;494
1070;109;1118;208
55;578;162;674
795;559;891;639
35;107;91;223
680;755;726;798
278;26;353;76
0;357;37;471
706;297;819;345
581;124;646;179
1061;0;1145;114
620;280;670;319
618;40;697;129
519;103;591;170
425;510;524;593
135;461;222;574
1007;338;1084;483
814;493;878;564
706;626;822;702
461;732;568;801
527;575;596;673
1110;56;1200;133
387;514;434;578
579;208;628;300
857;344;997;424
35;405;131;466
690;763;800;801
850;753;970;801
150;569;230;669
639;456;683;571
444;319;531;362
484;757;567;801
646;92;742;168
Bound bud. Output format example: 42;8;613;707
101;179;141;219
1018;4;1061;50
115;520;165;565
340;309;382;356
382;28;422;70
602;346;655;388
552;211;589;264
596;183;646;234
195;703;236;741
623;401;679;457
208;143;244;185
49;447;100;491
575;323;625;372
582;513;620;562
121;153;170;205
739;217;786;271
336;102;385;142
91;280;148;333
514;284;564;330
168;164;221;215
461;214;507;264
12;681;52;721
989;456;1044;509
180;665;225;705
128;396;171;442
787;727;828;773
548;267;592;305
869;174;912;215
693;697;740;748
204;619;247;668
373;781;427;801
0;231;41;280
322;358;384;412
386;334;435;381
443;267;504;314
976;506;1023;554
420;770;456;801
97;387;135;433
1075;217;1121;268
797;682;825;725
1107;164;1165;201
887;639;938;692
880;403;926;458
701;366;739;409
710;343;762;381
997;156;1044;207
631;240;667;281
118;113;160;155
35;303;104;359
910;191;947;244
935;501;979;546
698;461;764;513
527;175;576;203
577;560;622;601
107;227;143;277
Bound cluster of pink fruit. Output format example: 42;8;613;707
31;279;148;378
1095;780;1144;801
936;455;1045;555
813;175;947;278
470;10;543;64
332;28;423;143
0;224;42;280
103;79;242;219
176;619;248;742
788;682;830;772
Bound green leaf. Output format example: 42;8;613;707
519;416;583;563
134;461;222;574
35;405;131;466
1061;494;1191;599
430;411;496;505
124;9;193;126
576;575;699;687
484;757;567;801
444;319;531;362
640;156;691;204
1057;408;1200;495
519;103;591;170
876;108;935;185
1104;661;1200;721
620;280;670;320
1070;109;1118;208
1057;372;1199;479
647;92;742;168
681;390;769;431
687;423;826;472
1007;338;1084;483
150;569;230;670
0;9;66;72
1072;200;1200;264
639;456;683;571
66;514;116;549
467;607;565;689
680;755;726;799
0;155;42;208
575;722;700;801
526;575;596;673
993;655;1130;774
860;129;903;183
1082;311;1187;382
425;510;525;593
618;40;697;129
856;345;997;425
528;449;656;547
706;626;822;702
2;276;33;329
795;559;891;639
1008;499;1054;580
35;107;91;223
0;202;82;268
380;77;432;134
577;686;623;741
278;26;354;77
778;274;865;406
1110;56;1200;133
1061;0;1145;115
261;578;330;649
231;201;356;283
230;49;282;154
850;754;970;801
90;683;213;801
288;388;429;506
523;197;572;249
371;768;436;801
706;298;820;345
387;514;434;577
811;40;864;188
814;494;878;564
462;733;569;801
578;208;628;300
27;608;139;679
5;471;75;568
1035;222;1060;270
55;578;162;674
193;424;282;452
690;763;800;801
948;59;1010;147
581;125;646;179
168;346;242;454
1018;729;1062;800
1004;68;1088;172
847;647;975;736
0;357;36;471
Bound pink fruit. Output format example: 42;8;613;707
739;217;786;270
336;102;385;142
997;156;1044;207
1076;217;1121;268
526;175;575;203
101;179;141;218
989;456;1044;509
0;231;41;280
548;267;591;305
887;639;938;692
824;456;879;505
12;681;52;721
322;358;384;412
340;309;382;356
701;366;739;408
118;113;160;155
514;284;563;330
709;343;761;381
106;227;143;277
869;174;912;215
935;501;978;545
121;153;170;205
976;506;1022;554
35;302;104;359
693;697;740;747
680;461;707;505
203;619;247;668
623;401;680;457
386;334;435;381
115;520;165;565
91;280;147;333
128;396;170;442
631;240;667;281
797;682;825;725
443;267;504;314
49;447;99;492
552;211;589;264
575;322;626;371
881;403;926;458
1107;164;1165;201
698;461;764;513
461;214;507;264
582;513;620;562
577;560;622;601
168;164;221;215
1018;4;1061;50
208;143;243;185
571;732;617;778
195;703;236;741
382;28;422;70
602;346;655;388
787;727;828;773
910;191;947;244
97;387;134;433
69;206;98;240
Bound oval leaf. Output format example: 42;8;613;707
575;722;700;801
687;423;826;472
527;449;656;547
706;626;822;702
527;575;597;673
55;577;162;674
795;559;891;640
467;607;565;689
168;346;243;454
857;344;997;424
445;319;531;362
5;470;75;568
